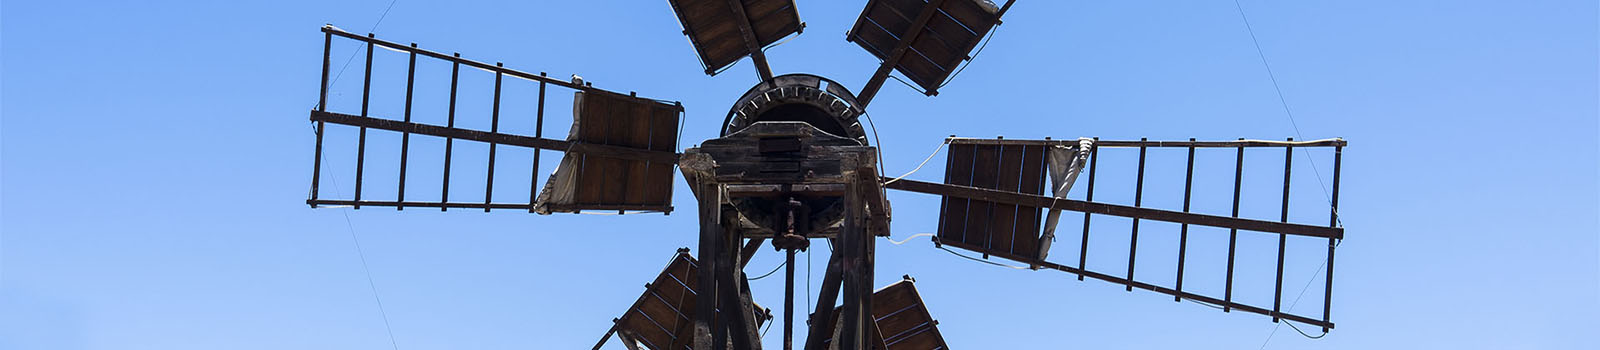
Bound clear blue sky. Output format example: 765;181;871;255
3;1;1596;349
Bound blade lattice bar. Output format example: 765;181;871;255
886;137;1345;331
308;27;681;213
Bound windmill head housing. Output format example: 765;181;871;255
301;1;1348;349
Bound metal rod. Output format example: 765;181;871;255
1077;138;1098;280
1175;138;1195;301
311;31;331;207
1273;138;1293;322
442;54;460;211
398;43;416;210
1127;138;1146;291
783;248;796;350
529;73;546;213
1323;145;1342;332
354;35;373;209
1225;139;1244;311
485;63;502;212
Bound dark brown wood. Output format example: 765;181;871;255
804;250;844;350
855;0;947;107
693;182;720;349
724;0;774;81
884;178;1345;239
397;44;416;211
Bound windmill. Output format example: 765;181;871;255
303;1;1347;349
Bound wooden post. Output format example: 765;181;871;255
694;182;720;350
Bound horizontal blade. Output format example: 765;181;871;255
882;177;1343;239
311;110;678;164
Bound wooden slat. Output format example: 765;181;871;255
1013;144;1047;258
937;143;975;244
643;107;679;206
938;0;999;32
963;144;1000;248
622;101;653;205
988;144;1024;255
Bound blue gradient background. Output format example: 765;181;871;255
3;1;1596;349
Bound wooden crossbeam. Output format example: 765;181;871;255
855;0;947;108
883;178;1344;239
725;0;775;81
310;110;678;164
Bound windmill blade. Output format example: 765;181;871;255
813;277;951;350
882;137;1346;330
666;0;804;81
308;26;682;214
850;0;1017;107
595;249;773;350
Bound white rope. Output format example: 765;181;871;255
882;140;950;186
887;233;936;245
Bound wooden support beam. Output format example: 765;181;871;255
310;110;677;164
855;0;948;108
803;247;844;350
720;208;764;350
724;0;775;82
882;178;1344;239
693;183;721;350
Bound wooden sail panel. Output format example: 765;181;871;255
816;279;950;350
611;250;771;350
668;0;802;74
849;0;1002;93
935;140;1048;263
535;91;681;213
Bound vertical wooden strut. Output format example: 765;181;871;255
1174;139;1196;301
693;182;720;349
1323;144;1343;332
1273;138;1294;322
1127;138;1147;291
856;0;949;108
1224;139;1245;312
311;31;331;207
354;34;374;209
804;247;843;350
397;43;416;211
724;0;775;82
719;208;763;350
1077;138;1099;280
838;165;874;350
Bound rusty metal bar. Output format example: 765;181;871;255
442;54;460;211
1077;138;1099;281
354;35;374;209
1225;140;1244;311
311;31;331;207
398;43;416;210
485;63;503;212
1273;138;1293;322
1127;138;1147;291
529;72;547;213
1175;138;1195;301
1323;145;1342;332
